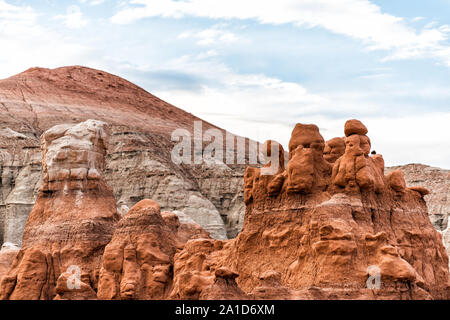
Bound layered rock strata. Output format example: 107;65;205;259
0;120;120;300
169;119;450;300
0;66;247;244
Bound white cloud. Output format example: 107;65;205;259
0;0;35;21
178;24;239;46
126;54;324;143
0;2;91;78
195;50;219;59
79;0;105;5
140;55;349;142
113;52;450;169
363;113;450;168
55;5;88;29
411;17;425;22
157;76;450;169
112;0;450;65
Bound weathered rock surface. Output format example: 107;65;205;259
0;131;41;246
444;227;450;269
199;267;248;300
386;164;450;268
323;137;345;164
0;120;120;300
169;238;227;300
0;118;212;300
97;199;210;300
386;164;449;232
0;67;448;300
169;119;450;300
0;243;19;283
161;211;211;245
0;66;248;244
0;115;448;300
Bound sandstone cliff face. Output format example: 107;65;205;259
0;132;41;246
386;164;450;268
169;120;450;300
386;164;449;232
0;120;120;300
0;66;247;244
0;243;19;283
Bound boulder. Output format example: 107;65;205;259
344;119;368;137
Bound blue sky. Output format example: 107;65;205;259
1;0;449;168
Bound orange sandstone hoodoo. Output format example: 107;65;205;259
170;119;450;300
0;120;120;300
96;200;210;300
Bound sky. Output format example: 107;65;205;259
0;0;449;168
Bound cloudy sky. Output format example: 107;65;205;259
1;0;449;168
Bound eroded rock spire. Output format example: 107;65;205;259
0;120;120;300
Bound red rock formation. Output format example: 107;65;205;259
97;200;211;300
0;243;19;283
97;200;176;300
1;108;448;300
199;267;248;300
331;120;384;194
385;164;450;267
161;211;211;245
169;119;450;300
286;124;331;194
169;239;230;300
250;271;291;300
0;117;212;300
324;137;345;163
0;120;120;300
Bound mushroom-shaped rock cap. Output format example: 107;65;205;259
128;199;161;215
409;186;430;196
288;123;324;155
161;211;181;230
215;267;239;279
259;270;282;282
344;119;368;137
326;137;345;149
